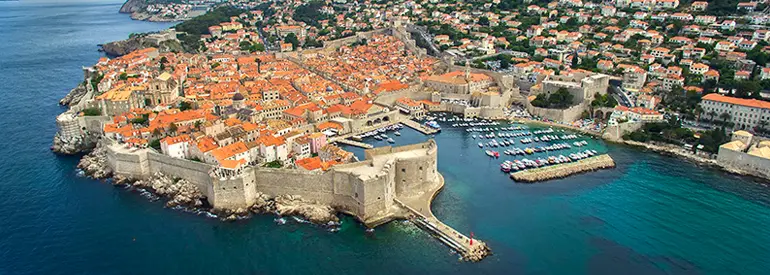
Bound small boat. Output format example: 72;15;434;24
478;143;484;148
274;217;287;225
394;131;401;136
387;138;395;143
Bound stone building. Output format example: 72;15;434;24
146;72;180;106
717;130;770;179
94;85;146;116
700;93;770;131
534;71;610;105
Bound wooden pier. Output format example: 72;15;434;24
401;119;440;135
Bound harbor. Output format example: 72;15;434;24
509;154;616;182
401;119;440;135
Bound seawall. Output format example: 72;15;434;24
510;154;615;182
104;139;441;227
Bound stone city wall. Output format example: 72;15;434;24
105;139;439;224
373;86;431;107
602;122;643;142
106;146;150;178
319;28;391;50
147;151;215;198
448;65;515;90
717;147;770;179
526;101;588;123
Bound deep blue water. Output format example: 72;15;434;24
1;1;770;274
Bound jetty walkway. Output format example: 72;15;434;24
510;154;615;182
401;119;439;135
334;139;374;149
396;175;490;262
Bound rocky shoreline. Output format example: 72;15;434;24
130;12;184;22
621;140;719;167
619;140;770;182
74;143;341;224
52;132;97;155
59;83;88;107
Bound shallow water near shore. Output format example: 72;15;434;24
2;1;770;274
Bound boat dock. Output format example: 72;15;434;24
334;138;374;149
395;175;490;262
510;154;615;182
401;119;440;135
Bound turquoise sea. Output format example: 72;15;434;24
1;1;770;274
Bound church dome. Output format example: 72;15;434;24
232;93;244;101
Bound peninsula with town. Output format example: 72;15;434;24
53;0;770;262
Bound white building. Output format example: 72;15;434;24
161;135;192;159
700;93;770;130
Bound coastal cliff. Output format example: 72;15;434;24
119;0;146;14
101;34;182;56
59;83;88;106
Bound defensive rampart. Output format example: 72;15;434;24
104;139;440;226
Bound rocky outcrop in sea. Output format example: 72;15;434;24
131;172;205;209
77;143;111;178
52;132;96;155
58;83;88;106
262;194;339;224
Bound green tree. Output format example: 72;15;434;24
547;88;574;108
478;16;490;26
168;123;178;134
82;107;101;116
179;101;193;111
284;33;300;49
718;112;732;125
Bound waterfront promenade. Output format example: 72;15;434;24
510;154;615;182
510;117;602;138
396;174;490;262
401;119;440;135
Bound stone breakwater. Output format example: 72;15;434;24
76;143;340;224
510;154;616;182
